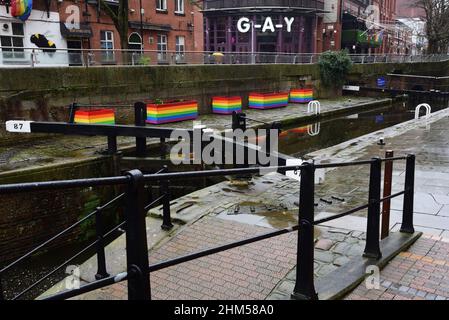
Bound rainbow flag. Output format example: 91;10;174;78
290;89;313;103
10;0;33;21
74;109;115;125
146;100;198;124
212;96;242;115
248;92;289;109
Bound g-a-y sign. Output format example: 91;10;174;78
237;17;295;33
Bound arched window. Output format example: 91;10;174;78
128;33;142;52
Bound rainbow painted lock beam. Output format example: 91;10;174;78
74;109;115;125
290;89;314;103
212;96;242;115
146;100;198;124
249;92;289;109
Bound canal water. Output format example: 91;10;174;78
279;98;448;158
3;96;448;300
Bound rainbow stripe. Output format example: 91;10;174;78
248;92;289;109
74;109;115;125
290;89;314;103
146;100;198;124
212;96;242;115
11;0;33;21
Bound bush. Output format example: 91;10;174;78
318;50;353;88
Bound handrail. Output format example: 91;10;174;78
0;155;415;300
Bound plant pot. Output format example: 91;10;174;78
290;88;314;104
146;100;198;124
248;92;289;110
212;96;242;115
74;109;115;124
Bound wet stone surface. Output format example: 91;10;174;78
267;228;366;300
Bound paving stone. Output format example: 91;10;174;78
315;239;334;251
333;256;350;267
266;292;289;300
333;242;350;255
317;264;338;277
277;280;295;294
314;251;335;263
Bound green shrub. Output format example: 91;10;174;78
318;50;353;88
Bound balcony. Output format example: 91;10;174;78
203;0;325;11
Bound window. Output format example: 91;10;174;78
128;33;142;51
156;0;167;11
100;30;115;63
157;34;168;63
175;35;185;64
175;0;184;14
0;22;25;62
175;36;185;53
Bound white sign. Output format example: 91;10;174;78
6;120;33;133
237;17;295;33
343;85;360;92
285;158;303;181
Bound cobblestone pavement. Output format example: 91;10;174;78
0;96;383;173
345;235;449;300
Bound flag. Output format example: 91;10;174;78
10;0;33;21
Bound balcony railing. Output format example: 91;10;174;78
204;0;325;10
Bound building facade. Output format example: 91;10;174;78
0;0;204;66
202;0;325;54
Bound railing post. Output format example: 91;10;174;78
292;162;318;300
232;111;246;131
363;157;382;260
381;150;394;239
134;102;147;157
160;166;173;231
107;135;118;155
400;154;415;234
125;170;151;300
94;207;110;280
68;103;78;124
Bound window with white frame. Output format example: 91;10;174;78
157;34;168;62
100;30;115;63
175;0;184;14
0;22;25;61
156;0;167;11
175;36;185;53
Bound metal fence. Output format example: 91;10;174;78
0;154;416;300
0;47;448;68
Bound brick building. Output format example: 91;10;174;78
201;0;326;54
0;0;204;66
323;0;399;54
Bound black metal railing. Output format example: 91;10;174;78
0;166;172;300
0;154;415;300
203;0;325;10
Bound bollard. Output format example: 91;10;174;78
134;102;147;157
381;150;394;239
94;207;110;280
125;170;151;300
292;162;318;300
363;157;382;259
400;154;415;234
